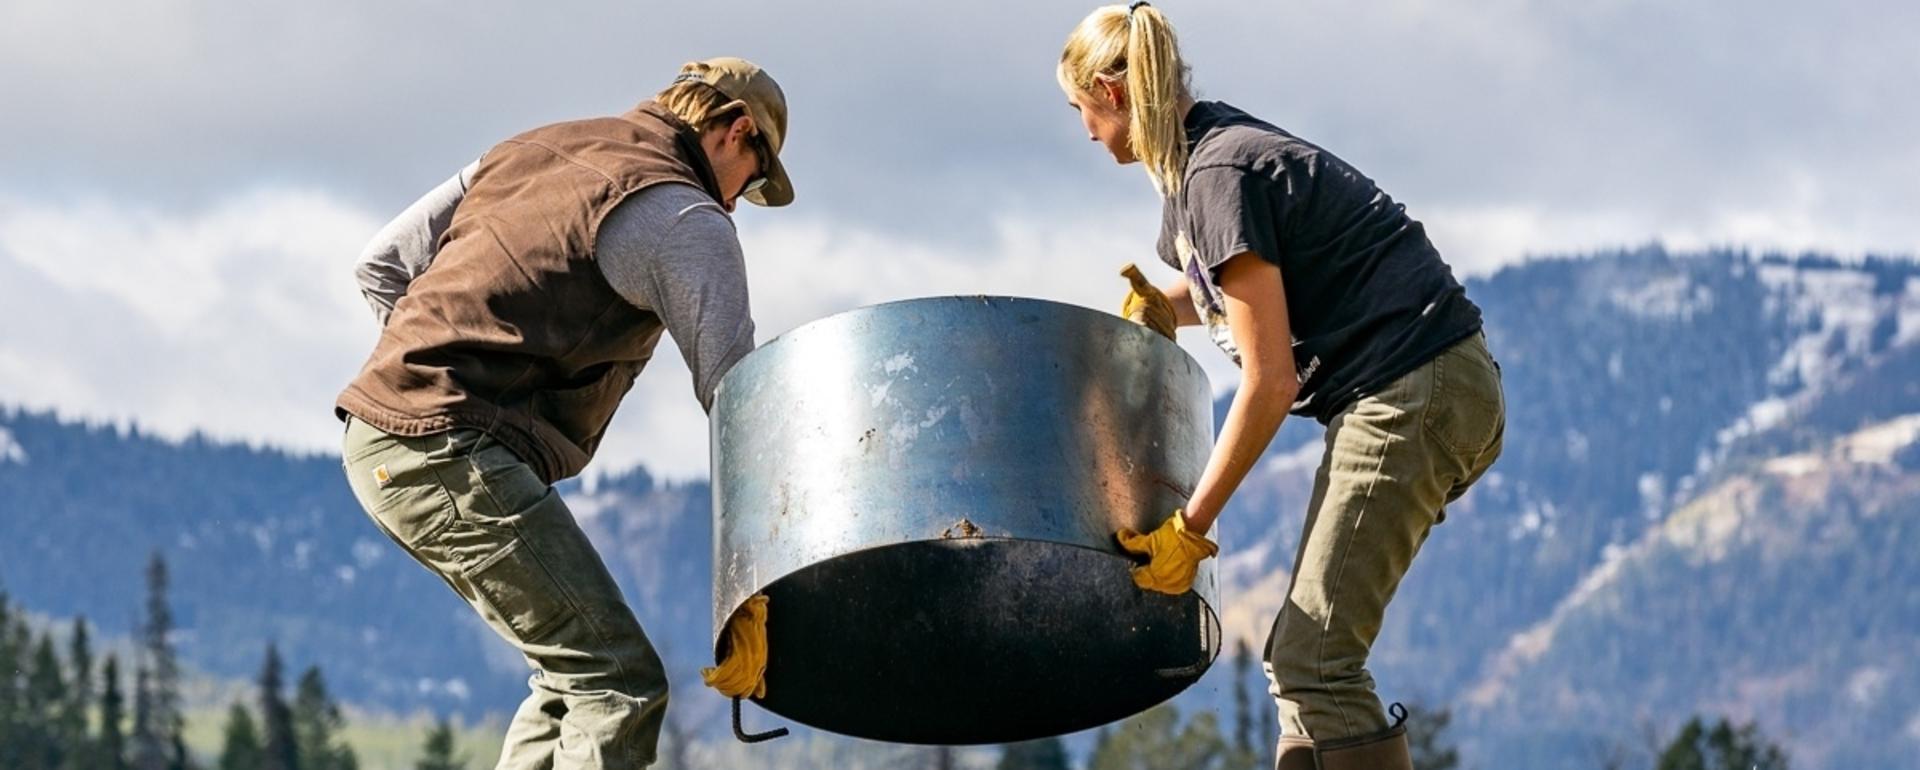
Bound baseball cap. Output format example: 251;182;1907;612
673;57;794;207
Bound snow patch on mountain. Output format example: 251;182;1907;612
565;489;620;520
1842;413;1920;463
1765;413;1920;477
1759;263;1912;392
1902;277;1920;347
1717;397;1792;448
1699;262;1916;488
1473;411;1920;709
1259;439;1322;475
1764;454;1823;476
1463;532;1635;706
1662;480;1756;561
0;426;25;465
1609;273;1715;320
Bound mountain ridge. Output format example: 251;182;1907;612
5;246;1917;767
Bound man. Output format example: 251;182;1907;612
335;57;792;769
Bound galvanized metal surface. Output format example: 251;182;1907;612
710;296;1220;744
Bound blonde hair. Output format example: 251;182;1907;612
655;77;747;134
1058;3;1192;195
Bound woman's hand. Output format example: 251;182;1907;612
1182;252;1298;536
1120;263;1179;339
1115;509;1219;595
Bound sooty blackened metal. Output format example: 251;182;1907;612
710;296;1220;744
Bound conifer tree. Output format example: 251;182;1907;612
61;617;96;769
98;655;129;770
30;633;71;769
1656;716;1789;770
259;644;299;770
142;554;190;770
1085;705;1229;770
218;701;265;770
132;665;162;770
1404;702;1460;770
995;736;1069;770
416;717;465;770
293;666;358;770
0;592;23;769
1230;638;1256;769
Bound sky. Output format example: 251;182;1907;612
1;0;1914;479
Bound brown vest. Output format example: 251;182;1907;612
336;102;725;484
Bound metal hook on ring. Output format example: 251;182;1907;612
733;697;790;743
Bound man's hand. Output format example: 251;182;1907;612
702;594;771;699
1115;510;1218;594
1120;263;1179;341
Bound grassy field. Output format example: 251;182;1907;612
182;703;504;770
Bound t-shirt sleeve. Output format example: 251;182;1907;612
596;184;756;413
1181;165;1290;270
353;158;481;325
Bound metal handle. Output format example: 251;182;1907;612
732;697;790;743
1154;659;1210;680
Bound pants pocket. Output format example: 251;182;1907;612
1422;338;1504;455
343;425;460;548
468;536;573;643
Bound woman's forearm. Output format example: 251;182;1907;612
1181;252;1297;535
1163;277;1202;327
1184;372;1294;535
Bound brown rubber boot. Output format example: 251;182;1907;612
1275;735;1318;770
1314;703;1412;770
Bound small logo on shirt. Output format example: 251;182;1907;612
373;464;393;488
1299;355;1321;385
1176;230;1243;364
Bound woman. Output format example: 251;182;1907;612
1062;5;1506;769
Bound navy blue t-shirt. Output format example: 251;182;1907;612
1156;101;1483;422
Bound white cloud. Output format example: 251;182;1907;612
0;187;1244;479
4;174;1912;479
2;0;1916;476
3;0;1914;260
0;189;382;456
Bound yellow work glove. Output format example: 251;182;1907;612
1115;511;1218;595
702;594;770;699
1119;263;1178;341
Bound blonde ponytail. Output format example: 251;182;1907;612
1059;3;1193;195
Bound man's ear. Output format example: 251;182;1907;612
729;114;757;145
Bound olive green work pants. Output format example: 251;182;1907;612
1264;332;1506;741
342;419;667;769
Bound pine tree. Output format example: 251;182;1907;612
416;717;465;770
1704;719;1789;770
292;666;357;770
259;644;299;770
0;591;23;769
1403;702;1460;770
218;702;264;770
996;736;1069;770
1230;639;1256;769
132;664;163;770
1657;716;1789;770
1085;705;1229;770
29;632;71;769
98;655;129;770
61;617;97;770
141;554;190;770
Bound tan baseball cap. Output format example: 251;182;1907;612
673;57;794;207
